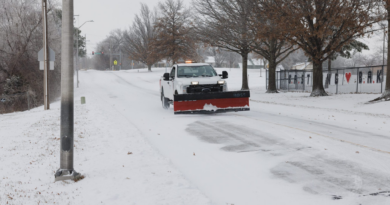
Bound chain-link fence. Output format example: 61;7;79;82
266;66;387;94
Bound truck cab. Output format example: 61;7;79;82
160;63;228;109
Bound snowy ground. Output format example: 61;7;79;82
1;67;390;205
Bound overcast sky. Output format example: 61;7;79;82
74;0;191;56
73;0;382;58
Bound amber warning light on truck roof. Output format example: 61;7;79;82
185;60;193;64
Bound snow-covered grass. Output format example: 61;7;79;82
1;66;390;205
0;96;210;204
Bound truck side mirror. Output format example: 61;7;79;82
163;73;170;81
222;71;228;79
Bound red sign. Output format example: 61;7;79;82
345;73;352;83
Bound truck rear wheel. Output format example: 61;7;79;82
161;89;170;109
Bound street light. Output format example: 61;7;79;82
76;20;93;88
55;0;79;182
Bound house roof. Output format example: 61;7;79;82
205;56;215;63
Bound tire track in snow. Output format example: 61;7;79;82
110;73;159;97
250;99;390;119
234;113;390;155
110;71;390;154
186;120;390;196
77;73;212;204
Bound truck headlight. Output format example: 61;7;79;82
191;81;199;85
182;85;189;94
218;80;225;84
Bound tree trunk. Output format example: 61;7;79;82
384;8;390;98
241;53;249;90
266;58;278;93
310;60;328;97
369;4;390;102
148;64;152;72
325;58;331;88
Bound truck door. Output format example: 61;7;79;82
167;66;176;99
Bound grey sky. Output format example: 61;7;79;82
74;0;191;55
73;0;382;58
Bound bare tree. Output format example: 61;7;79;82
194;0;254;90
93;30;124;70
93;39;111;70
280;49;308;70
0;0;42;79
251;2;297;93
108;29;124;70
0;0;62;113
124;4;161;71
227;52;241;68
251;38;296;93
260;0;380;96
205;47;229;67
154;0;197;64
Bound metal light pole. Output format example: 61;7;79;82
383;27;386;66
76;20;93;88
109;41;113;70
119;50;122;70
42;0;50;110
382;27;386;93
55;0;80;181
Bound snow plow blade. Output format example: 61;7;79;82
174;91;250;114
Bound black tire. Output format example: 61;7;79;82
161;89;170;109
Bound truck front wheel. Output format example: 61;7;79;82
161;89;170;109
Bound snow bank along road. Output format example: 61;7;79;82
1;68;390;205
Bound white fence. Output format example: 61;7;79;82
266;66;387;94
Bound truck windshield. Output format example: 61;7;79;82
177;65;218;78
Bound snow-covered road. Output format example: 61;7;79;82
1;68;390;205
79;68;390;205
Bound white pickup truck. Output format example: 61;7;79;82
159;63;228;108
159;63;250;114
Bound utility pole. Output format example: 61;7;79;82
110;41;113;70
76;24;79;88
85;34;87;70
42;0;50;110
75;18;93;86
229;53;232;71
382;27;386;93
383;27;386;66
119;50;122;70
55;0;80;181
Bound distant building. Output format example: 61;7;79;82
154;60;166;68
238;59;266;69
291;62;313;70
275;65;285;71
205;56;216;66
